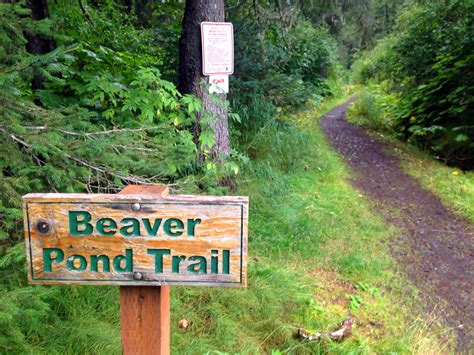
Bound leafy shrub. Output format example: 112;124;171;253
230;10;338;110
284;21;337;92
391;1;474;168
348;92;384;128
351;36;397;85
348;89;399;130
0;2;205;351
351;1;474;169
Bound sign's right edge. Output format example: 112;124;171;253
241;199;249;287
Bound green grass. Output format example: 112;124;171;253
168;95;448;353
396;146;474;224
0;94;449;354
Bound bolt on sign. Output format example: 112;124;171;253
201;22;234;75
22;193;248;286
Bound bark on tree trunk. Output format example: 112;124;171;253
178;0;230;161
24;0;56;90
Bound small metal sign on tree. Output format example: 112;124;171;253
201;21;234;76
23;185;248;354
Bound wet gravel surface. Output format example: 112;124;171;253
320;101;474;351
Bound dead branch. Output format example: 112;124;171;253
299;318;354;342
23;125;169;137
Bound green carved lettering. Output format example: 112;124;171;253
222;250;230;274
187;256;207;274
43;248;64;272
69;211;93;236
211;249;218;274
96;218;117;236
113;249;133;272
143;218;162;237
120;218;140;237
91;255;111;272
164;218;184;237
67;255;87;271
172;255;186;273
147;249;171;273
187;218;201;236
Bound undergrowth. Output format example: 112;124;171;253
0;96;450;353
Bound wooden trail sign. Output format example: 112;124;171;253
22;191;248;287
23;185;248;354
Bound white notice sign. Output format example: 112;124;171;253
201;22;234;75
209;75;229;94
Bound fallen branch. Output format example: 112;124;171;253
299;318;354;342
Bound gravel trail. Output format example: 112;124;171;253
320;100;474;351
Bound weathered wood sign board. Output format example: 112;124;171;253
22;193;248;287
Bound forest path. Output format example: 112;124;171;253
320;100;473;351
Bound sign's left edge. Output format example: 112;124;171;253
22;201;34;284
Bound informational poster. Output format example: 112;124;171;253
201;22;234;75
209;75;229;94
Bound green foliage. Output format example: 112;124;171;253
347;88;399;130
229;6;339;110
301;0;406;65
0;37;201;246
351;36;397;85
0;3;199;351
351;1;474;169
392;1;474;168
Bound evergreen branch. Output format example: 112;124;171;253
0;127;162;186
65;154;160;185
111;144;154;152
23;125;169;137
78;0;94;26
0;128;31;148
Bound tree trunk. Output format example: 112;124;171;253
178;0;230;161
24;0;56;90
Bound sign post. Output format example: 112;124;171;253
119;185;170;355
22;186;248;354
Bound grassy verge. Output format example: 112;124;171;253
395;146;473;224
347;91;474;224
0;95;448;353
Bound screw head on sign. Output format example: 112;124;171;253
36;220;50;234
131;203;141;212
133;272;143;280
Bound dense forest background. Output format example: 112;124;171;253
0;0;472;352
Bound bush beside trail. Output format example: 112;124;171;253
352;0;474;169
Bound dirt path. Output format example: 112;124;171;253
320;100;474;351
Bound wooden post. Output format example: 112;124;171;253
118;185;170;355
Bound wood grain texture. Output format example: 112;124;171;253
120;285;170;355
22;191;248;287
119;186;170;355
